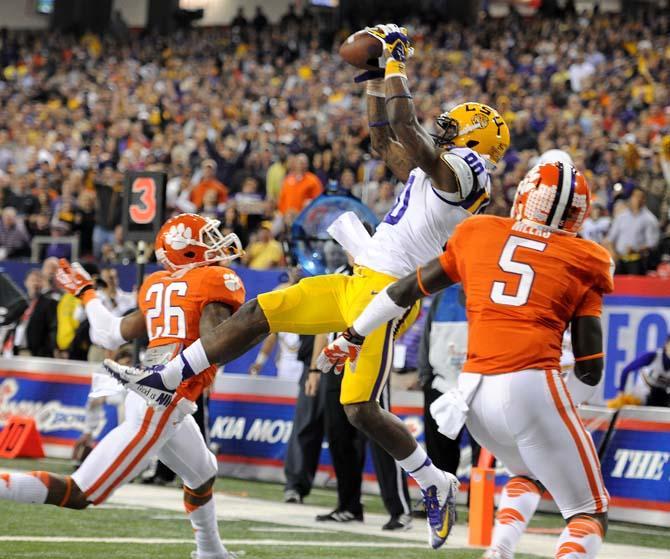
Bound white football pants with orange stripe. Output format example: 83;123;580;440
73;391;217;504
465;369;609;519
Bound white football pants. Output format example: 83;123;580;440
72;391;217;504
465;369;609;519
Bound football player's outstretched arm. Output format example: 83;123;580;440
384;78;457;193
365;24;458;193
55;258;147;349
366;93;415;182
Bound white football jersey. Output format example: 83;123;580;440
356;147;491;278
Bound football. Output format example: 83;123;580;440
339;29;382;70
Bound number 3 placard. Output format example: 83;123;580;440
122;171;167;242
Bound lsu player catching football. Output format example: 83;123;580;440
105;24;510;549
318;161;613;559
0;213;244;559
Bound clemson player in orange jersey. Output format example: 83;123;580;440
0;213;244;559
318;162;614;559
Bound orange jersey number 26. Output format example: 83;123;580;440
145;281;188;340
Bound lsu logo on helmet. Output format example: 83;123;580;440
433;102;510;164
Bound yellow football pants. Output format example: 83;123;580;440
257;266;419;404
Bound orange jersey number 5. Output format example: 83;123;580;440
145;281;188;340
490;236;547;306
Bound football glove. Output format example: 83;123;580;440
315;327;365;374
55;259;97;304
102;359;175;408
365;23;414;65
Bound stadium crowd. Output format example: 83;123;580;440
0;6;668;276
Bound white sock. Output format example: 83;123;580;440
555;516;604;558
489;477;542;559
397;445;448;495
0;472;49;504
188;499;227;557
161;340;211;390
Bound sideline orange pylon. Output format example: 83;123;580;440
468;448;495;547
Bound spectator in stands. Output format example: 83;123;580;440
278;154;322;217
0;10;666;271
58;262;103;360
243;222;284;270
221;205;250;250
231;7;247;29
581;202;611;244
4;175;38;216
266;145;289;201
190;159;229;209
606;188;661;274
568;53;596;93
75;190;96;257
252;5;268;32
373;181;396;221
93;165;123;259
0;207;30;259
45;220;73;260
12;267;59;357
99;267;135;316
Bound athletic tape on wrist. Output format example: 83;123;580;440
352;287;408;337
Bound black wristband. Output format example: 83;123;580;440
309;368;321;373
385;94;413;104
343;327;365;346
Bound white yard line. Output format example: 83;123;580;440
105;483;670;559
247;527;331;534
0;536;432;549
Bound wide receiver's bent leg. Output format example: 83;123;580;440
158;414;232;559
157;276;352;390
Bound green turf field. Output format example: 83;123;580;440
0;457;667;559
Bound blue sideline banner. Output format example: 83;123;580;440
599;406;670;526
0;357;118;458
601;276;670;401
